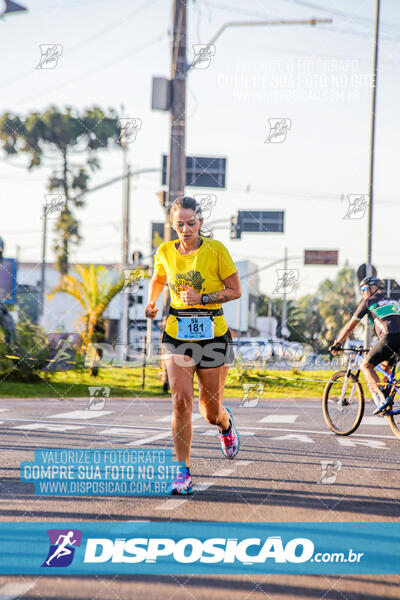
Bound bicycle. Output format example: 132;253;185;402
322;345;400;440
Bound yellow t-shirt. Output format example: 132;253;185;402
153;237;237;339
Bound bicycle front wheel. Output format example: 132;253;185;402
387;405;400;440
322;370;364;435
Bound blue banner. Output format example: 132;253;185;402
20;449;184;496
0;522;398;574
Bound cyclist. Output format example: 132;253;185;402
144;196;241;495
330;276;400;415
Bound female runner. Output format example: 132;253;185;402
145;196;242;495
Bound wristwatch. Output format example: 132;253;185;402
201;294;210;305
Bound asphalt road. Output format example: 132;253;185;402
0;396;399;599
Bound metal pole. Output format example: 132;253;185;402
364;0;381;350
121;152;130;348
40;205;47;316
281;247;288;339
237;296;241;346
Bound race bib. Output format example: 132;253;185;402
176;316;214;340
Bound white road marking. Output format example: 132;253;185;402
46;410;114;420
270;433;314;444
206;425;397;441
157;413;203;423
236;460;252;466
156;466;235;511
260;415;298;424
193;480;214;491
213;468;234;477
0;582;36;599
127;431;172;446
362;416;387;426
0;409;9;412
201;429;254;436
98;428;147;436
338;438;387;449
14;423;84;432
156;498;187;511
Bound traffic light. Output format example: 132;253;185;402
132;250;143;265
230;215;241;239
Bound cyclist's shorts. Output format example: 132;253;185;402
162;329;234;369
366;333;400;367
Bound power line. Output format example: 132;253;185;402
0;0;162;88
14;31;167;107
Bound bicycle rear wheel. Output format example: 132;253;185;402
322;370;364;435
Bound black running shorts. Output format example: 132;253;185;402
162;329;234;369
365;333;400;367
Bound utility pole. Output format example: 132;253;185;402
364;0;381;350
161;0;187;392
163;0;186;278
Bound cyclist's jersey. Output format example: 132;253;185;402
153;237;237;339
352;292;400;338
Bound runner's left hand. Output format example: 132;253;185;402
180;286;201;306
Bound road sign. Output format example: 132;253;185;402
304;250;338;265
1;1;27;16
357;263;377;282
162;155;226;188
0;258;17;304
238;210;284;233
383;279;400;300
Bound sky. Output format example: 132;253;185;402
1;0;400;298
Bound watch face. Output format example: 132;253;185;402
203;294;210;304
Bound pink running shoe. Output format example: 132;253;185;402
171;467;193;495
218;408;240;459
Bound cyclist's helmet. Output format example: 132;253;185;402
359;276;384;292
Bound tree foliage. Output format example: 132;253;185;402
48;264;125;354
258;266;359;351
0;105;121;274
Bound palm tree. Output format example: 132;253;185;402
49;265;125;371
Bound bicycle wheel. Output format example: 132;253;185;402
387;399;400;440
322;370;364;435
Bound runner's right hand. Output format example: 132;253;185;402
145;301;158;320
329;343;343;354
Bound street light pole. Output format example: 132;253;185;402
40;205;47;317
364;0;381;350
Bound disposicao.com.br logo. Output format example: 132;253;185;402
84;536;317;565
42;529;82;568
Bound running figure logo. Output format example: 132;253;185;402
319;460;342;484
343;194;369;220
36;44;63;69
42;194;66;219
273;269;299;295
42;529;82;567
118;118;142;144
192;44;216;69
265;118;291;143
240;383;264;408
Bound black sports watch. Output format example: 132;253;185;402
201;294;210;305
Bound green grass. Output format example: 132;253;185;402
0;367;344;399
